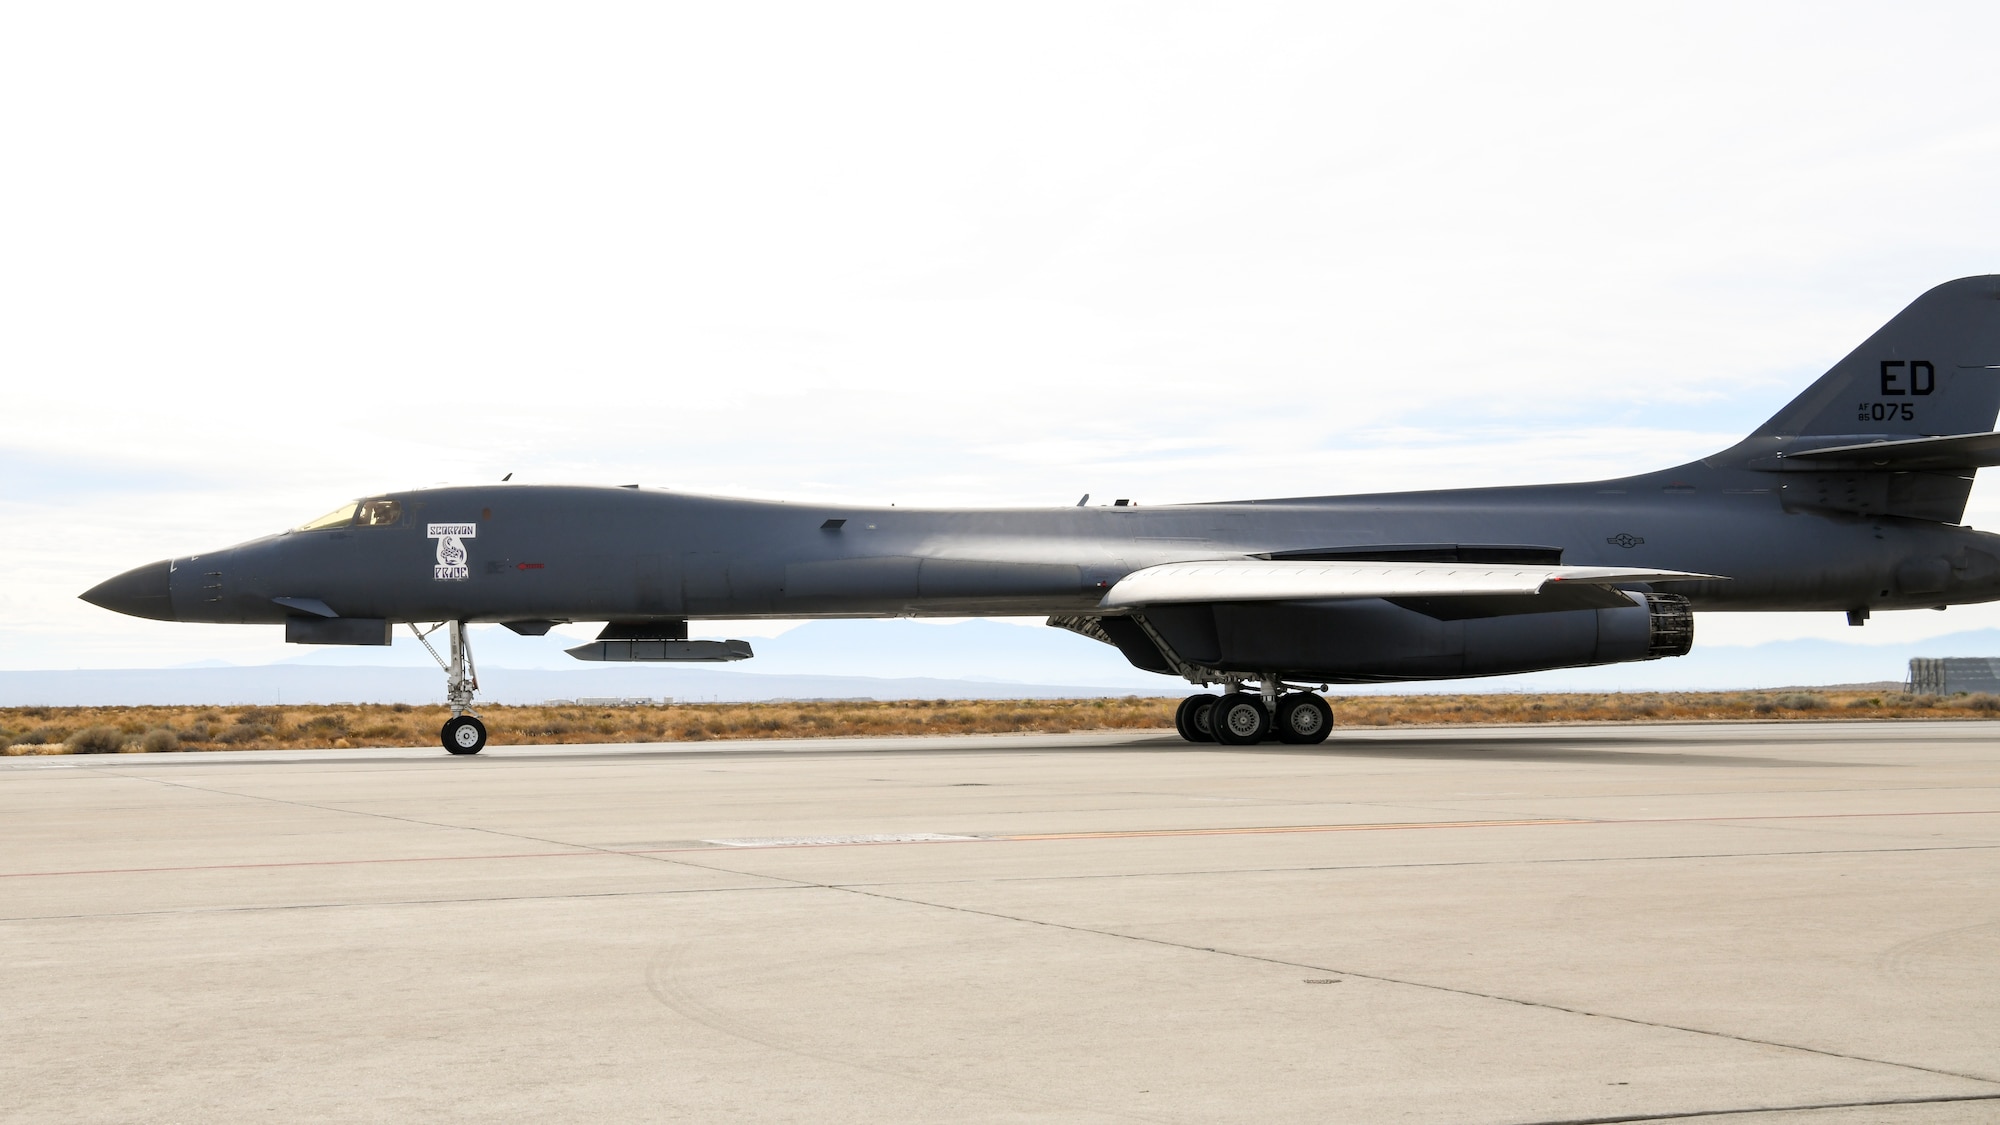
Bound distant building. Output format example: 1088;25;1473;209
1907;658;2000;695
541;697;672;708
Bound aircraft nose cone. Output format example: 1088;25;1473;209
80;559;176;621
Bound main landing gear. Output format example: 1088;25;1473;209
1176;683;1332;745
1174;694;1217;741
414;621;487;755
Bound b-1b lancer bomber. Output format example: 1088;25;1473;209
84;277;2000;753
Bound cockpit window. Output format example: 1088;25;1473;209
294;501;358;532
355;498;402;527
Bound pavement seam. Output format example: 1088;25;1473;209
1497;1090;2000;1124
638;941;1178;1125
604;835;2000;1089
0;882;813;923
10;802;1998;881
821;841;2000;889
62;750;2000;1093
813;882;2000;1090
84;767;804;887
13;840;1999;922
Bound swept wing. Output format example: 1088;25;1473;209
1100;559;1724;609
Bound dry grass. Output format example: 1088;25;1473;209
0;689;1995;754
0;697;1169;753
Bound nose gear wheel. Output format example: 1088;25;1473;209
443;715;488;754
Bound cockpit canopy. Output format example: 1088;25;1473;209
293;497;402;532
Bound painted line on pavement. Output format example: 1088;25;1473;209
4;809;1996;880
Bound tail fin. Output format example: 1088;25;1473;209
1751;275;2000;440
1713;276;2000;524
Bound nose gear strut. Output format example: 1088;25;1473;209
413;621;487;754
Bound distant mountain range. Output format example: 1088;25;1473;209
3;618;1995;706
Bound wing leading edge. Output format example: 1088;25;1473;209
1099;559;1725;610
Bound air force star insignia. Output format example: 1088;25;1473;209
1606;533;1645;549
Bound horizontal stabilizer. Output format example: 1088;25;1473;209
1776;431;2000;471
1099;560;1724;609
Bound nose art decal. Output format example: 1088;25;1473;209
429;523;476;581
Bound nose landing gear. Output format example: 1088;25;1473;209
442;714;487;754
414;621;487;755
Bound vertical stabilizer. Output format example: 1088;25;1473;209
1751;275;2000;440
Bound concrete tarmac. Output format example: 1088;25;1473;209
5;721;2000;1124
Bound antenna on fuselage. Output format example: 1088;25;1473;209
1076;493;1089;507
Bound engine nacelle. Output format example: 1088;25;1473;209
1104;592;1691;682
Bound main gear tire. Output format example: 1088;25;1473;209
1212;692;1272;745
442;715;488;755
1275;693;1333;744
1174;694;1217;742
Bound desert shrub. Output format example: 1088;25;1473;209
15;727;54;745
391;702;413;713
1844;697;1882;710
1776;693;1827;711
219;720;274;744
139;728;180;753
1965;694;2000;712
301;714;349;734
68;726;126;754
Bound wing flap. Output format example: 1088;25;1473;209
1099;560;1723;609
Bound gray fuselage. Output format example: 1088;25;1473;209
151;457;2000;628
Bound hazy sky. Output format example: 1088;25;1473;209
9;3;2000;672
